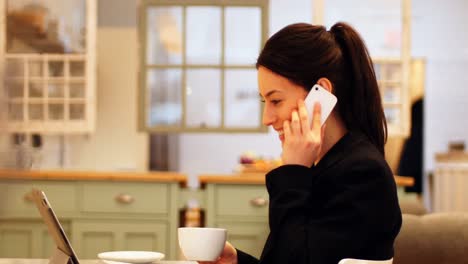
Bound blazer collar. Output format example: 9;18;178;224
312;131;366;173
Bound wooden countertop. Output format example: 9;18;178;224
0;169;187;186
199;174;414;187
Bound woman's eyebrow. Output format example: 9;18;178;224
262;90;282;98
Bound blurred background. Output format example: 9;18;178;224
2;0;465;203
1;0;468;259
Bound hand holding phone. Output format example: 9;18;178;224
304;84;338;126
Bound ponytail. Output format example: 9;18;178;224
330;22;387;156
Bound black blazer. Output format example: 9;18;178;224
238;132;402;264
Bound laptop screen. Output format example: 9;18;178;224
32;188;80;264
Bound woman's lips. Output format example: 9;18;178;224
278;130;284;142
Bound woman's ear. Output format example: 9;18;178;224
316;78;333;93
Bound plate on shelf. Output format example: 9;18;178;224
98;251;165;263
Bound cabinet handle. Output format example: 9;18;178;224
250;197;268;207
115;194;134;204
24;191;34;203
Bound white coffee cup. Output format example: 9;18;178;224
178;227;227;261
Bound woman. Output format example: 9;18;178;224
207;22;402;264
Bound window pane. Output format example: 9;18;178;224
325;0;401;57
147;69;182;126
70;83;85;98
225;69;260;128
29;60;44;77
5;58;24;77
70;60;85;77
49;103;64;120
6;80;23;98
186;69;221;128
49;60;65;77
48;82;64;98
147;7;183;65
6;0;87;53
382;64;402;81
29;81;43;98
186;7;221;65
384;107;400;124
382;85;401;103
225;7;261;65
8;103;23;121
29;103;43;120
70;103;85;120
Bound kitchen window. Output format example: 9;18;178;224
138;0;269;132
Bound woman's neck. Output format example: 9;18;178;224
315;114;348;165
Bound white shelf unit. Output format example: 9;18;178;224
0;0;96;134
373;57;410;137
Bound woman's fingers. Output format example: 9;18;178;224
321;124;327;142
290;110;301;134
298;100;310;133
312;102;322;131
283;120;291;140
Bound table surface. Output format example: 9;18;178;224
0;260;197;264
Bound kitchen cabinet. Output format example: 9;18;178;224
0;170;186;260
0;220;64;258
71;220;167;259
433;152;468;212
200;175;269;259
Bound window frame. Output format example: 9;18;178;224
138;0;269;133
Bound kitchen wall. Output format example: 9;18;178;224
38;0;311;179
65;28;149;171
36;0;468;197
412;0;468;169
39;0;148;171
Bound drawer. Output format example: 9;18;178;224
81;182;168;214
215;185;268;217
0;182;77;217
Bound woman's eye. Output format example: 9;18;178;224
271;100;281;105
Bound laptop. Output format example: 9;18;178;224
32;188;80;264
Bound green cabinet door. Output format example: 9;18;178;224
217;221;269;259
0;220;71;258
71;220;168;259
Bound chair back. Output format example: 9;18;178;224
338;258;393;264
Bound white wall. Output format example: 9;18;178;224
411;0;468;207
412;0;468;171
66;28;148;171
40;28;148;171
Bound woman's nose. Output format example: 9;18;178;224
262;106;275;126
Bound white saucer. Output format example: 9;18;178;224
98;251;165;263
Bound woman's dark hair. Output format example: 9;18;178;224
256;22;387;155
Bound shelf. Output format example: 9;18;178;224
378;80;401;86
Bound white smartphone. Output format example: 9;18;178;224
304;84;338;126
